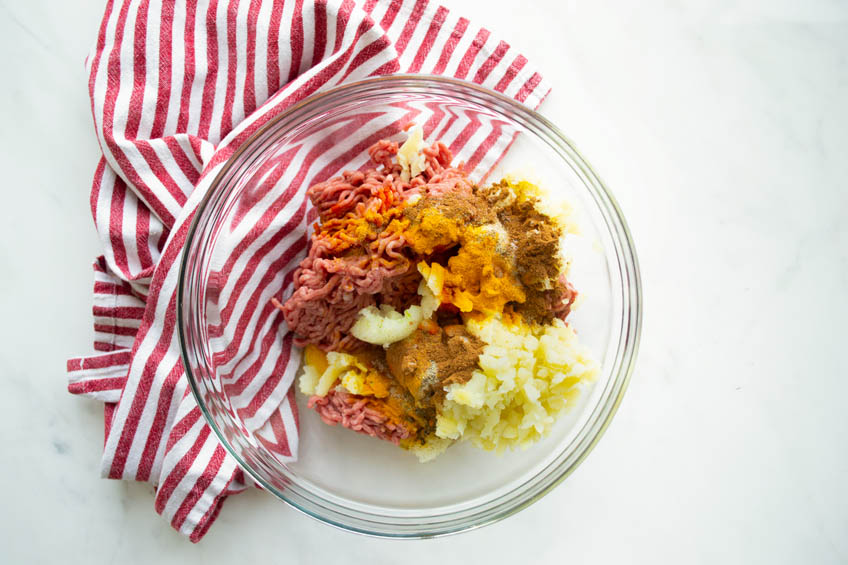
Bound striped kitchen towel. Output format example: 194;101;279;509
67;0;550;542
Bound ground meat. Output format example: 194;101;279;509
308;389;412;445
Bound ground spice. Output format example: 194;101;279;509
418;229;525;313
405;191;496;228
407;190;527;314
354;346;436;436
314;194;409;256
403;192;496;255
481;181;565;324
385;324;484;412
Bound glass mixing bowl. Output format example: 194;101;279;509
178;75;641;537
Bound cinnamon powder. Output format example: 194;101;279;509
481;182;565;325
385;324;484;412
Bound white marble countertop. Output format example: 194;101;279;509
2;0;847;562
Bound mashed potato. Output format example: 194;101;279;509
435;315;598;452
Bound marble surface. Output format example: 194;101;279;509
2;0;847;562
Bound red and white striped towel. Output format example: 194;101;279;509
68;0;550;542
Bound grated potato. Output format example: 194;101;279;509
435;315;598;452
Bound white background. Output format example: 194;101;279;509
1;0;846;563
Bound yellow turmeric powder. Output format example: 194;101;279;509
304;345;329;374
416;226;526;314
315;203;408;253
405;207;463;255
345;367;393;398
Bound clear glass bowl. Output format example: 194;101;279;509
178;75;641;537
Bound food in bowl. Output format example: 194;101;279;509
272;126;599;461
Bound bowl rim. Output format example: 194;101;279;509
177;73;642;538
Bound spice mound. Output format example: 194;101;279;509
275;127;599;461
